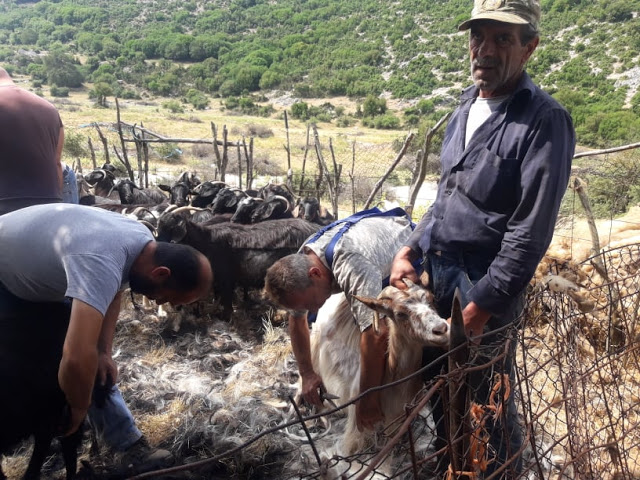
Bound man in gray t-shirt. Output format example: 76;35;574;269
264;213;415;432
0;204;212;449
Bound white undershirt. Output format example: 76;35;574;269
465;95;509;147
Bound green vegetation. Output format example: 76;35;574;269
0;0;638;145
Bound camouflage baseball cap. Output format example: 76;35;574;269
458;0;541;31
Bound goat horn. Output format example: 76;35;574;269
271;194;290;211
168;206;205;215
138;220;157;236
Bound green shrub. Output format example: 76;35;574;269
50;85;69;97
163;100;185;113
186;89;209;110
154;143;183;163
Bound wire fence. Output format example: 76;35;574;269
67;115;640;480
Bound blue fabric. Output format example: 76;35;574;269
406;72;574;316
305;206;414;267
62;164;79;204
304;206;417;326
422;250;524;477
88;385;142;451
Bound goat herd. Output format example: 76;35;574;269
78;167;335;323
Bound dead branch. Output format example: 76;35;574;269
93;123;110;165
573;141;640;159
406;111;451;217
115;98;134;180
298;124;311;196
313;125;339;217
363;132;415;210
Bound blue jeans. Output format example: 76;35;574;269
0;282;141;452
423;250;524;479
62;164;79;205
89;386;142;451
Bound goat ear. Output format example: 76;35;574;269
353;294;394;318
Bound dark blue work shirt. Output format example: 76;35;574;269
406;72;575;316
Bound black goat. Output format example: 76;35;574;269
155;215;319;320
158;182;190;207
230;197;264;224
83;168;119;201
0;307;82;480
258;182;296;205
176;171;201;189
115;179;167;205
250;195;293;223
190;181;227;208
93;202;171;227
210;188;246;214
293;196;335;225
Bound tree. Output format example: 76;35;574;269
362;95;386;117
90;82;113;107
291;101;309;120
43;51;84;88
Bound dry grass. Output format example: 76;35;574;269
30;79;408;182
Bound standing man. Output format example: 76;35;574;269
0;66;64;215
390;0;575;477
0;204;213;475
264;212;415;432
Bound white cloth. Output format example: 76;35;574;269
465;95;509;147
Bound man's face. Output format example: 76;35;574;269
129;270;205;306
281;281;332;313
469;21;537;98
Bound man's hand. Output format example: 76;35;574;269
301;370;324;408
97;352;118;387
390;246;419;289
461;301;491;343
356;392;384;431
64;406;88;437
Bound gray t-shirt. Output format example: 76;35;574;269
0;203;153;315
303;215;414;331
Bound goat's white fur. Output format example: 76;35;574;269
307;281;449;459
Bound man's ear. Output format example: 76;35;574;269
308;266;323;280
151;266;171;280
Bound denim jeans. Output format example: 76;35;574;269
62;164;79;205
0;282;141;451
422;250;524;479
89;386;142;451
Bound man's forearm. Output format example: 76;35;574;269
59;349;98;409
98;291;122;356
288;312;314;375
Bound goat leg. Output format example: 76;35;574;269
23;429;55;480
61;428;83;480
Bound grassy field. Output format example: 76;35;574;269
35;79;412;184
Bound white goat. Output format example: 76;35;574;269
307;279;449;459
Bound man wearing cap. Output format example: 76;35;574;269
390;0;574;477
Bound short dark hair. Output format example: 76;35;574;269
520;23;539;45
264;253;313;306
153;242;206;292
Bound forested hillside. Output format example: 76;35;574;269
0;0;639;147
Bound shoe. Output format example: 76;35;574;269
119;436;174;474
